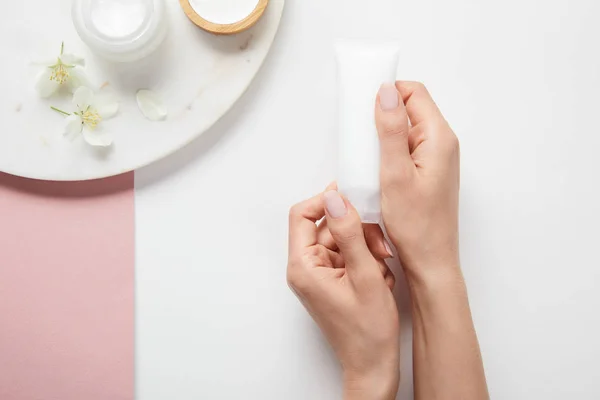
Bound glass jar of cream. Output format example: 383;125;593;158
72;0;167;63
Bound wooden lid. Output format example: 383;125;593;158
179;0;269;35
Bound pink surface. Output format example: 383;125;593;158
0;172;135;400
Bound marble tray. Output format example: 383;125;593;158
0;0;284;181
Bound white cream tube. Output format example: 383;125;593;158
335;42;400;224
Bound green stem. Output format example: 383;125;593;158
60;41;64;55
51;106;70;116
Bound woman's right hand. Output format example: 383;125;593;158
375;81;461;281
376;81;489;400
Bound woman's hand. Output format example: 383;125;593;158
376;82;489;400
287;188;399;400
376;81;461;281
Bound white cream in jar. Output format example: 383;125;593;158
72;0;167;62
189;0;260;24
180;0;268;35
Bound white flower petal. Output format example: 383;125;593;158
83;128;113;147
72;86;94;109
64;115;83;139
136;90;168;121
60;53;85;67
31;58;59;67
67;68;92;93
92;93;119;119
96;102;119;119
35;69;59;98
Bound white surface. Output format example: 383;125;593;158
336;43;399;223
0;0;283;181
135;0;600;399
190;0;260;24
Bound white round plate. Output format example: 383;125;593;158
0;0;284;181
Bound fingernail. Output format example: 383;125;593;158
379;83;399;111
324;190;347;218
384;239;394;259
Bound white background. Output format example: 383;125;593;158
135;0;600;398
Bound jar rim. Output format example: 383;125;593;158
72;0;163;54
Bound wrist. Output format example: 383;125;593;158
404;261;463;289
343;367;399;400
405;264;470;313
391;243;462;288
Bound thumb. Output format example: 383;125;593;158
376;83;415;182
323;190;377;276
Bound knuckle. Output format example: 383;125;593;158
332;228;360;247
380;175;400;192
289;203;302;218
441;131;460;155
286;269;296;286
388;274;397;289
381;163;412;187
288;203;306;222
450;134;460;155
413;81;428;94
449;132;460;148
380;120;408;139
303;245;321;259
286;268;309;292
299;245;327;269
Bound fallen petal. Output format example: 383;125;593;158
136;89;167;121
93;92;120;119
64;115;83;139
60;53;86;67
83;128;113;147
72;86;94;109
31;58;59;67
96;103;119;119
35;70;60;98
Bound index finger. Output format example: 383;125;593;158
288;194;326;256
396;81;445;126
